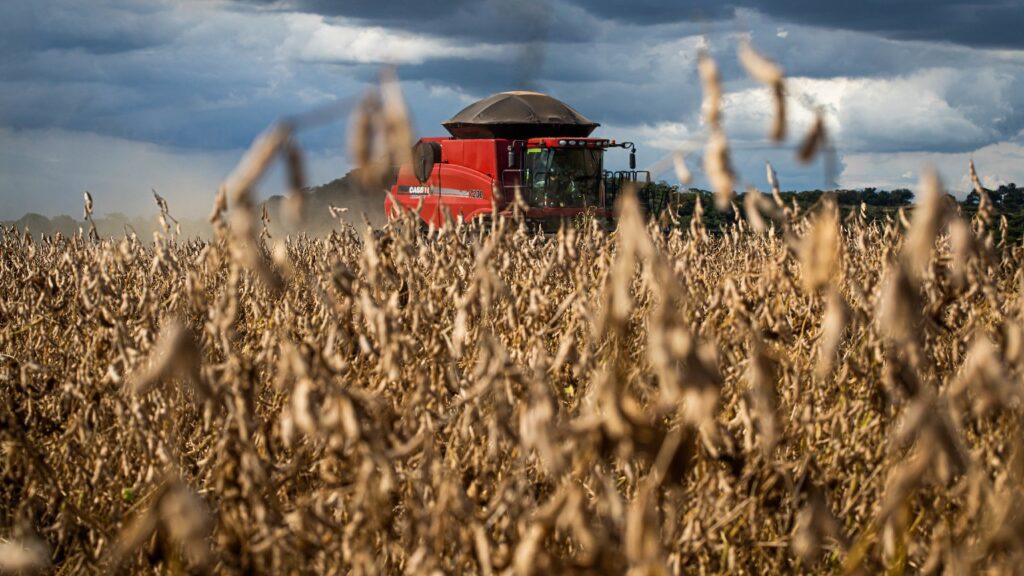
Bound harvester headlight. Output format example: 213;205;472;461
558;139;566;146
568;140;577;146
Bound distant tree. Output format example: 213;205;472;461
997;183;1023;211
889;189;914;206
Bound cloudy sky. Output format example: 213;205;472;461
2;0;1024;219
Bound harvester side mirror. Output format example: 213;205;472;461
413;141;442;183
629;149;636;170
508;145;515;167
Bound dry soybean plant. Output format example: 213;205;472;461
4;52;1024;576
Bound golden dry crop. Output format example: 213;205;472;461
3;52;1024;576
4;175;1024;574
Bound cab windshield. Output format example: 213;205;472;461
523;147;602;208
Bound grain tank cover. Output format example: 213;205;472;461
443;91;599;139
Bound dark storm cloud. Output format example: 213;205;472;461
243;0;595;96
387;59;531;96
560;0;734;24
0;2;178;55
746;0;1024;49
258;0;472;19
0;1;368;150
246;0;591;43
563;0;1024;49
258;0;1024;50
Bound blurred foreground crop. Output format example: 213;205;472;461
3;173;1024;574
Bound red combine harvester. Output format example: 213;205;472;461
386;91;666;228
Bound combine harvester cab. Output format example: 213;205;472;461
387;91;668;228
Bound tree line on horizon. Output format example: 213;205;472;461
649;180;1024;242
5;171;1023;240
